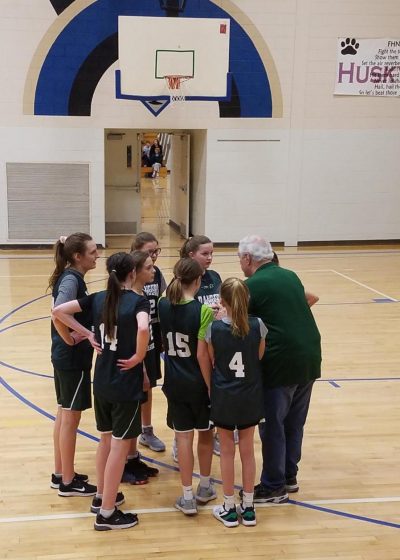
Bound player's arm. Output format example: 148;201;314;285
258;318;268;360
197;340;212;393
52;299;99;350
117;310;149;371
197;306;214;392
305;291;319;307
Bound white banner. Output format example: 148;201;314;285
334;38;400;97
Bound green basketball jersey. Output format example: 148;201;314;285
158;297;213;403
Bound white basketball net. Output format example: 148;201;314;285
164;75;191;106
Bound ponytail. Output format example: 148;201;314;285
180;235;212;258
166;258;203;305
220;277;250;338
48;232;92;289
103;252;135;339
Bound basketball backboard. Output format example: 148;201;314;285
116;16;231;113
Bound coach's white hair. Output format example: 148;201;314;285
238;235;274;262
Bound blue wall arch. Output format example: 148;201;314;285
35;0;274;117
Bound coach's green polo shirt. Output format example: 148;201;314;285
246;262;321;388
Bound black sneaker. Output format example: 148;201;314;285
125;454;159;477
121;469;148;485
285;476;299;493
94;508;139;531
240;484;289;504
58;476;97;497
50;472;88;489
91;492;125;514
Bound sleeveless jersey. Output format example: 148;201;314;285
51;269;93;371
209;317;264;427
158;298;209;403
79;290;150;403
196;269;222;307
143;265;165;366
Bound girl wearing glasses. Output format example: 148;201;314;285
131;233;167;453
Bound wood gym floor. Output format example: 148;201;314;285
0;180;399;559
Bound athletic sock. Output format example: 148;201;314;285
99;508;114;519
183;485;194;500
223;494;235;510
242;491;254;509
96;493;103;499
199;475;210;488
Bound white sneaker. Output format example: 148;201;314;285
213;504;239;527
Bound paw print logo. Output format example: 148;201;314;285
341;38;359;55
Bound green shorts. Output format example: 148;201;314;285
54;367;92;411
167;399;211;432
94;396;142;440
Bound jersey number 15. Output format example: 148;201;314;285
166;332;191;357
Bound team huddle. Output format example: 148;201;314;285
49;232;321;531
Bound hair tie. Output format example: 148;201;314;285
111;269;117;273
59;236;67;245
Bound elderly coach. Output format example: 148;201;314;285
238;235;321;504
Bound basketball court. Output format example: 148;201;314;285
0;237;399;558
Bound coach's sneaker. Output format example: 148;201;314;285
213;504;239;528
94;508;138;531
213;432;220;456
139;426;166;452
285;476;299;493
90;492;125;514
125;453;159;478
174;496;198;516
51;472;88;489
58;476;97;497
196;480;217;504
237;503;257;526
241;483;288;504
172;437;178;463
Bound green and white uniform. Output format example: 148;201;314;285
79;290;150;438
158;297;213;431
195;269;222;307
206;316;267;430
51;269;93;411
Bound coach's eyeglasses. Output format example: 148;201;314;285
148;248;162;257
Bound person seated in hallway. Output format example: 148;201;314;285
149;147;163;178
142;141;151;167
149;139;163;159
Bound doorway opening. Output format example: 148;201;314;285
104;129;191;249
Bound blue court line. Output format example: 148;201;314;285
328;381;341;388
289;499;400;529
0;294;49;324
0;316;50;335
0;360;53;379
1;374;399;530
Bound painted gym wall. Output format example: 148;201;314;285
0;0;399;245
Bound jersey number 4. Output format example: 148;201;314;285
229;351;245;377
166;332;191;357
